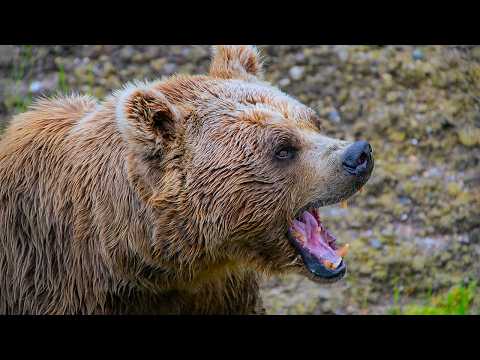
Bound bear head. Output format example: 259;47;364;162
115;45;374;285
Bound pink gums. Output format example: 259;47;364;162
290;210;342;266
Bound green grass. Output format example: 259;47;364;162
9;45;33;114
85;63;95;97
389;281;478;315
57;63;69;93
6;46;73;116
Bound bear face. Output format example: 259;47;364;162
116;45;374;286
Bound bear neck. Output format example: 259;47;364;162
122;147;242;292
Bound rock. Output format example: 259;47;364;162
457;127;480;147
424;167;442;178
373;269;388;280
381;73;394;89
289;66;304;80
369;238;382;249
447;182;462;197
328;109;341;123
105;75;121;89
150;58;167;72
74;65;88;80
294;52;305;63
470;228;480;244
132;53;145;64
359;260;375;275
178;64;195;75
0;45;15;66
386;91;400;103
103;62;116;76
337;49;349;62
120;47;135;61
278;78;290;88
163;63;177;75
91;86;106;99
412;48;424;61
388;130;406;143
29;81;43;94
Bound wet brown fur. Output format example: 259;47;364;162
0;46;351;314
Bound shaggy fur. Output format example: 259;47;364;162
0;46;359;314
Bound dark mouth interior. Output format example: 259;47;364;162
288;207;348;279
358;152;368;167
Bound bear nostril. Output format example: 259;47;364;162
342;141;373;176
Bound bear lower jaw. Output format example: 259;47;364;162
287;207;348;283
287;237;348;284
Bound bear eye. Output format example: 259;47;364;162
275;146;296;160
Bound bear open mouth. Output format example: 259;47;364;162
287;207;349;281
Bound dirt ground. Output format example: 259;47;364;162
1;45;479;314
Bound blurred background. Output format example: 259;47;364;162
0;45;479;314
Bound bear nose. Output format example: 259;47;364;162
341;141;373;176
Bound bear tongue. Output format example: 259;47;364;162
290;211;341;265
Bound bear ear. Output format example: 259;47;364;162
116;85;180;156
209;45;263;80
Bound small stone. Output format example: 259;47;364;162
150;58;167;72
74;66;88;79
294;52;305;63
359;261;375;275
412;48;424;61
278;78;291;87
459;236;470;245
412;256;425;271
103;62;116;76
386;91;400;103
369;238;382;249
373;270;388;281
398;196;412;206
381;73;394;88
328;109;341;123
105;75;121;89
0;45;15;66
338;89;350;104
91;86;106;99
458;127;480;147
338;49;349;62
417;103;429;113
289;66;305;80
447;182;462;197
389;130;406;143
120;47;135;61
132;53;145;63
163;63;177;75
29;81;43;94
178;64;195;75
181;48;191;57
471;47;480;61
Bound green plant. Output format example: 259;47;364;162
9;45;33;114
389;281;477;315
387;286;402;314
57;63;69;93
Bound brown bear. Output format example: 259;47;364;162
0;45;373;314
